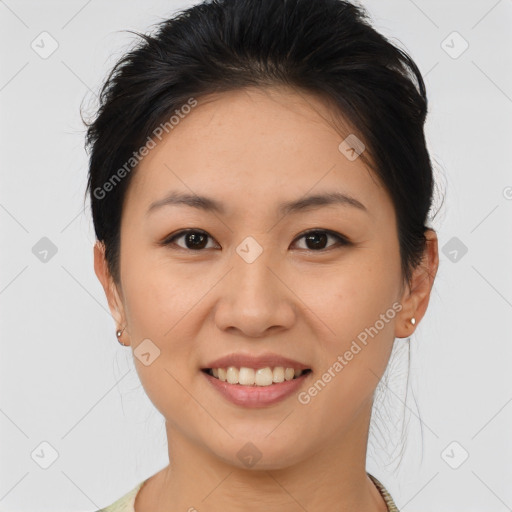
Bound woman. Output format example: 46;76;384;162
85;0;439;510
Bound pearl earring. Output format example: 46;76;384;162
116;326;127;346
410;317;416;325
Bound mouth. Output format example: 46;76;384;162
201;367;313;386
201;365;313;408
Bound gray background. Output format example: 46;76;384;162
1;0;511;510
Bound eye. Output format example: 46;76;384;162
291;229;350;251
160;228;349;252
161;229;219;251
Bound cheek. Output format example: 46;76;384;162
121;260;202;420
308;260;398;338
298;273;398;431
121;241;184;331
124;246;221;366
302;242;401;384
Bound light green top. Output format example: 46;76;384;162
369;473;400;512
96;480;146;512
97;472;399;511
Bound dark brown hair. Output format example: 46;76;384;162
84;0;440;288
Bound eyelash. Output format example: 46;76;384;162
160;228;350;253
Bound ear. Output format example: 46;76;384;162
394;229;439;339
93;240;127;334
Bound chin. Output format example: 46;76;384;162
209;433;309;471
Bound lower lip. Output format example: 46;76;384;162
202;370;311;408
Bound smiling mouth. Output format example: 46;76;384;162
201;367;312;386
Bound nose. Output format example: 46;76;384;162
214;247;296;338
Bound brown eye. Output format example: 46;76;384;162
292;230;349;251
163;230;217;250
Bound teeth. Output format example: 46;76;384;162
255;367;273;386
208;366;307;386
273;366;284;383
239;367;255;385
226;366;238;384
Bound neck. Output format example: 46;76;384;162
135;399;388;512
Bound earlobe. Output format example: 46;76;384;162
395;313;418;339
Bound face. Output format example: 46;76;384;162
95;86;438;470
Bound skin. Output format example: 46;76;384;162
94;85;439;512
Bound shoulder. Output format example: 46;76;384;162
93;480;146;512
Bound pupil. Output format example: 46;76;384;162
186;232;207;249
306;232;327;250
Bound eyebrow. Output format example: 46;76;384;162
146;190;368;217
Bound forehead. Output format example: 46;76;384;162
124;86;392;221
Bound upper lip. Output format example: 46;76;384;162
203;352;310;370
